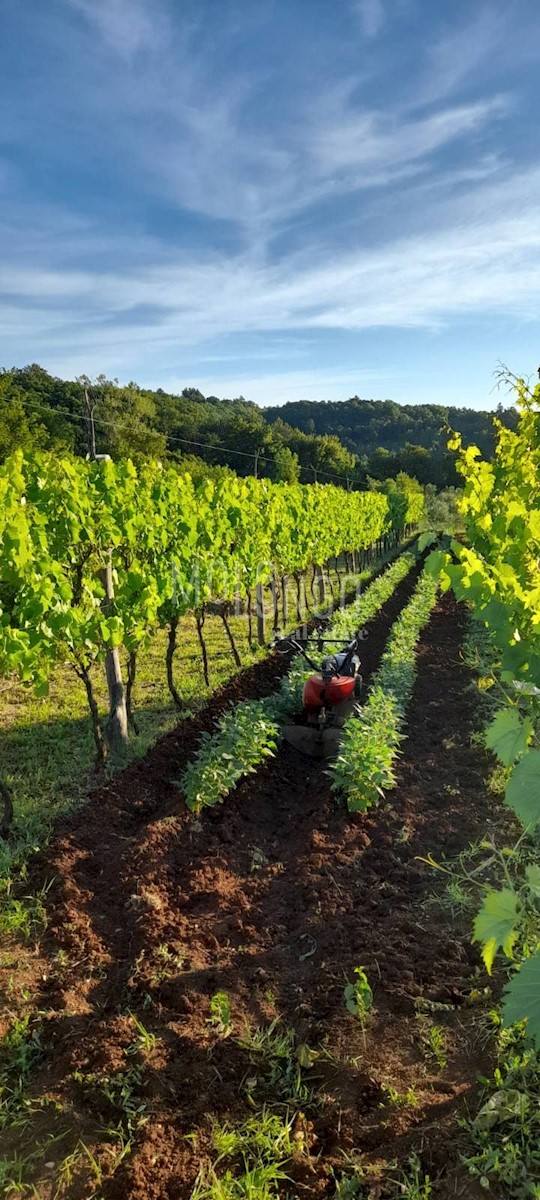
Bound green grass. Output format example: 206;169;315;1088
192;1111;294;1200
462;1018;540;1198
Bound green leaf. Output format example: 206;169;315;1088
473;888;520;974
505;750;540;828
485;709;533;766
502;952;540;1048
512;680;540;697
424;549;447;577
525;864;540;897
473;1089;529;1130
417;532;437;552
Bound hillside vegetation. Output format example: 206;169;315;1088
0;363;516;488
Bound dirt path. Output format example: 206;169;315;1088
11;577;493;1199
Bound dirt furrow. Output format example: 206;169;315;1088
15;575;494;1200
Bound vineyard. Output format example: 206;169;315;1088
0;378;539;1200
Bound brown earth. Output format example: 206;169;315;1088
4;574;496;1199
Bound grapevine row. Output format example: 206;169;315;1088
0;451;422;761
183;549;418;812
429;373;540;1047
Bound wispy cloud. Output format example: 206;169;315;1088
308;94;507;177
65;0;167;57
1;0;539;398
2;164;540;380
354;0;386;38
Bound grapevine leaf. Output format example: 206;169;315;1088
417;532;437;552
424;549;447;577
505;751;540;828
502;952;540;1048
485;709;533;766
525;864;540;897
473;888;519;974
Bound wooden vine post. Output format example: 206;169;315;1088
101;547;129;756
256;580;266;646
94;449;129;758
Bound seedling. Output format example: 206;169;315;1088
209;993;232;1037
128;1012;157;1056
344;967;373;1045
416;1018;447;1070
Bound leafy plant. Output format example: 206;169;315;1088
192;1111;295;1200
463;1019;540;1198
416;1019;447;1070
331;567;439;811
209;993;232;1037
344;967;373;1047
182;549;418;812
183;704;281;812
425;374;540;1041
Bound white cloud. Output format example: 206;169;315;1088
65;0;166;57
354;0;386;38
2;165;540;382
308;95;507;177
167;366;398;406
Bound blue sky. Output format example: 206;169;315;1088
1;0;539;409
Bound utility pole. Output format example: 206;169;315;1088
84;383;97;460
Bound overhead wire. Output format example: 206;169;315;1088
8;392;357;485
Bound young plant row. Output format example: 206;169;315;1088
329;565;439;812
429;372;540;1049
182;548;418;812
0;451;422;763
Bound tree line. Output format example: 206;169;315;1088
0;363;516;489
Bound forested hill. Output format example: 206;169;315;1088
264;396;518;460
0;364;517;487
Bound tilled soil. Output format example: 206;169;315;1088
11;578;494;1198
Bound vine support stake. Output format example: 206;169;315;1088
220;603;242;668
101;552;129;757
166;616;183;710
256;581;266;646
196;606;211;687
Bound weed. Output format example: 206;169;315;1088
0;1150;41;1197
209;993;232;1038
394;1153;433;1198
128;1012;157;1056
331;568;439;812
0;1014;44;1131
462;1019;540;1198
416;1018;447;1070
238;1022;316;1109
72;1065;147;1137
344;967;373;1045
192;1111;294;1200
383;1085;419;1108
0;878;48;940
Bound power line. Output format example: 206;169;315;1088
10;393;358;485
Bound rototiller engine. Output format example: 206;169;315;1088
273;623;368;759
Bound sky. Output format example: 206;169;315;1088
1;0;539;410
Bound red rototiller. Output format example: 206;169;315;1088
274;623;368;759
